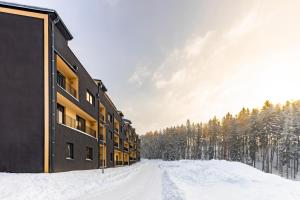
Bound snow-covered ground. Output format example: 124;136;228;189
1;160;300;200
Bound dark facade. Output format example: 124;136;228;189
0;11;45;173
0;2;140;173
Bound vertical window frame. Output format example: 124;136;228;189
86;90;95;106
86;147;93;160
66;142;74;160
57;71;66;89
76;115;86;132
57;103;65;124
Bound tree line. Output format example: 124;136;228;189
141;100;300;179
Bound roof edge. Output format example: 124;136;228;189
0;1;73;40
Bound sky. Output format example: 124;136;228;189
6;0;300;134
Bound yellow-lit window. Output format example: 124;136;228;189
86;90;95;106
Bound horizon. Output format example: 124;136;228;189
5;0;300;134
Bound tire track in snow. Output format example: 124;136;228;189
162;170;185;200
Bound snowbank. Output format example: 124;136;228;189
0;163;141;200
160;160;300;200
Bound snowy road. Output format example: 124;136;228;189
1;160;300;200
82;161;162;200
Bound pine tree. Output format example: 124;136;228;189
249;109;259;167
141;99;300;180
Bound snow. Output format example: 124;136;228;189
1;160;300;200
160;160;300;200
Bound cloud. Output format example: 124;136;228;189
128;66;151;87
225;12;258;39
129;0;300;134
154;68;187;89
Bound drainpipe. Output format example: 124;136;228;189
50;17;60;173
97;84;101;169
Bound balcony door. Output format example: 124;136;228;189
57;104;65;124
57;71;66;89
76;115;86;132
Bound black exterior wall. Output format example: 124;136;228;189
53;125;98;172
54;27;98;119
0;12;45;172
53;26;100;172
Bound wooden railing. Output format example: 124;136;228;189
59;115;96;138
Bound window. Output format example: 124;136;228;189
108;113;113;123
57;104;65;124
57;71;66;89
86;147;93;160
66;143;74;159
76;115;86;132
86;90;95;106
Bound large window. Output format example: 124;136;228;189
86;147;93;160
57;104;65;124
57;71;66;89
66;143;74;159
86;90;95;106
108;113;113;123
76;115;86;132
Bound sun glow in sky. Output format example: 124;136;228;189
6;0;300;134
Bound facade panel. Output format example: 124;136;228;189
0;11;45;172
54;125;98;172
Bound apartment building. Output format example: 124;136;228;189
0;2;140;173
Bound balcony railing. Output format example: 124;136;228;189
114;142;119;148
59;115;97;138
123;161;129;165
99;113;105;122
100;160;106;167
130;160;136;165
99;134;104;141
115;161;123;166
130;156;136;160
58;81;77;98
66;83;77;98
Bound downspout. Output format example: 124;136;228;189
97;84;101;169
50;17;60;173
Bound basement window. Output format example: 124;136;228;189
86;147;93;160
66;143;74;159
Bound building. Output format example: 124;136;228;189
0;2;140;173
